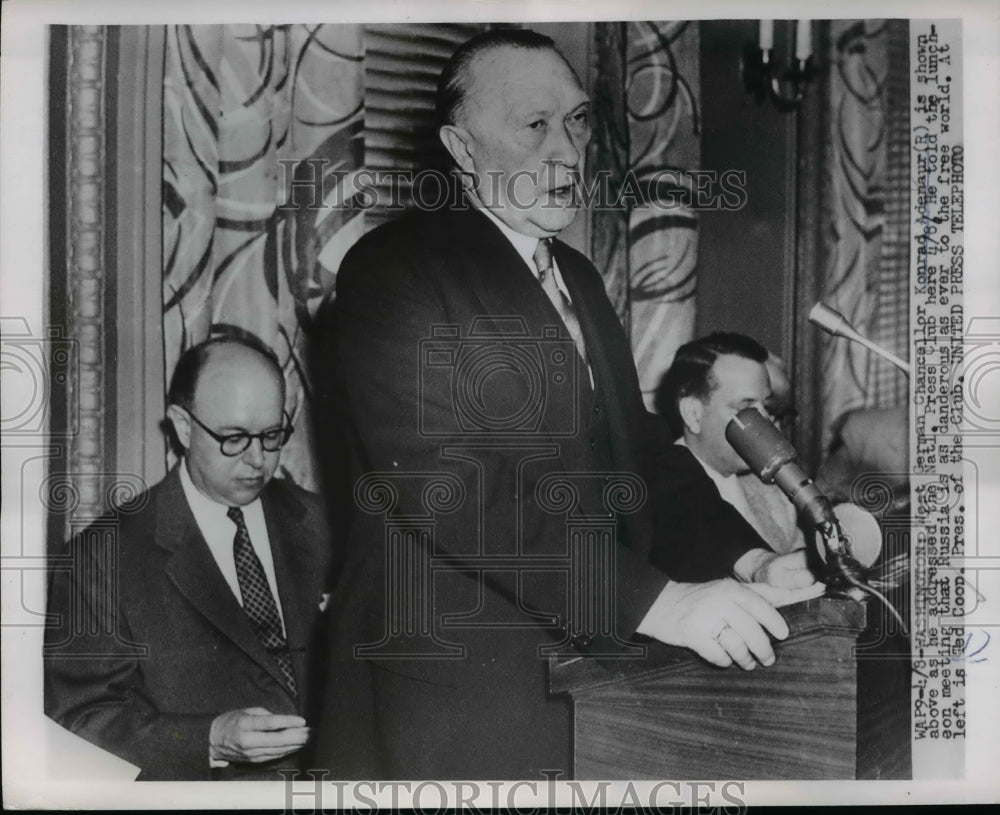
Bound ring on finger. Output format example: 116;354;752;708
716;626;755;667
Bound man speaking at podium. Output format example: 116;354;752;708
314;29;792;780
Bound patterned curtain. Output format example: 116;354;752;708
162;24;365;488
590;21;701;410
819;20;896;446
864;21;910;409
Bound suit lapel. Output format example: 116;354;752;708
262;483;317;700
553;240;649;489
155;469;293;697
448;211;647;483
451;209;594;419
552;239;640;401
453;210;557;335
553;243;605;387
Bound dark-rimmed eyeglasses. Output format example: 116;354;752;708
185;409;294;457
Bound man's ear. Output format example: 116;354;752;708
678;395;704;435
166;404;192;451
439;124;476;176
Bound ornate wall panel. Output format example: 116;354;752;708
48;26;115;539
48;26;166;543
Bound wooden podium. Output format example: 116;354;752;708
549;597;911;780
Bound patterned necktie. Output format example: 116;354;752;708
533;238;589;366
227;506;297;696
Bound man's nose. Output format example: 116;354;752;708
242;437;265;468
548;122;583;168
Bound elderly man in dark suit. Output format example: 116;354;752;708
44;337;332;780
314;29;790;780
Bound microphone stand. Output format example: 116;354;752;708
805;303;911;629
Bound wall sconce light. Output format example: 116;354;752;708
743;19;816;113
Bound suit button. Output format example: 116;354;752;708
593;405;601;415
590;441;597;449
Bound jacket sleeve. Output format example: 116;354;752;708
647;446;769;582
43;531;216;781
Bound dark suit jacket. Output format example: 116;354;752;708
648;444;768;582
312;205;670;779
44;467;332;781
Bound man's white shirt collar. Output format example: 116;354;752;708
178;460;285;629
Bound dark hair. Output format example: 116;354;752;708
436;29;564;127
167;335;284;412
654;332;768;439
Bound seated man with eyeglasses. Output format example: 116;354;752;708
44;336;332;780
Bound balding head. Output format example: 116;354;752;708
168;336;284;412
437;29;577;128
167;337;288;506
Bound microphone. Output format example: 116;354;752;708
809;302;911;376
725;406;834;528
726;407;906;631
726;408;873;577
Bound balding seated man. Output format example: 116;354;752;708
44;337;332;780
651;332;816;588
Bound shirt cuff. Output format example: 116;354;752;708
733;548;774;583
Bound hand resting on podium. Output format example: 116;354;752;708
636;578;790;670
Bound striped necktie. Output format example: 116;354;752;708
533;238;589;365
227;506;297;696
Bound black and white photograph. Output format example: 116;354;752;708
1;0;998;808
